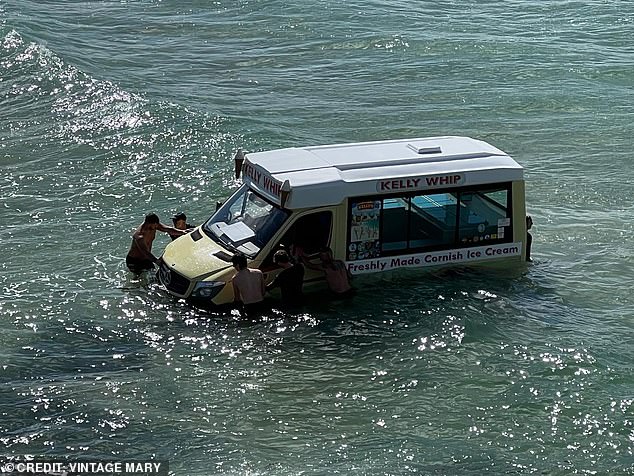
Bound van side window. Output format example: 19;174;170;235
457;187;510;245
347;183;512;260
409;192;458;249
381;198;409;252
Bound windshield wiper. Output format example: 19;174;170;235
203;225;239;254
216;233;239;254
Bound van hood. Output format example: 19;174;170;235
161;228;233;280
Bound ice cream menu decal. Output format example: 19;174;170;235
348;200;381;261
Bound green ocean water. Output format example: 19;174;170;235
1;1;633;474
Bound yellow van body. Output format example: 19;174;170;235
158;136;528;306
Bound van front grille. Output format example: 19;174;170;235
158;261;190;296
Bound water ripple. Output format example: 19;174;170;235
2;1;634;473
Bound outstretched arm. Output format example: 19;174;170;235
266;274;280;291
158;223;187;238
302;258;324;271
296;248;324;271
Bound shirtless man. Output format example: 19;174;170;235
305;247;353;297
231;253;267;315
126;213;185;274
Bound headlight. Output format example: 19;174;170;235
190;281;226;300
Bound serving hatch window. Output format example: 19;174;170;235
347;183;512;260
203;184;289;258
409;192;459;249
457;187;510;245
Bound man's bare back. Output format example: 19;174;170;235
127;225;158;260
126;213;185;274
232;268;265;305
230;253;268;317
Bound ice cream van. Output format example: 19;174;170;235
157;136;528;305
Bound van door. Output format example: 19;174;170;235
259;210;333;283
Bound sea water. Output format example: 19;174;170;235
1;1;632;474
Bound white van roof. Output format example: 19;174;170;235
242;136;524;209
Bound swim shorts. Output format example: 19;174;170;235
241;300;270;318
126;256;155;274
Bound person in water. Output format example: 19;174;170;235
231;253;267;316
266;249;305;308
169;211;195;241
126;213;186;273
304;246;354;297
526;215;534;262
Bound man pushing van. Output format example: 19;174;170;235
126;213;186;274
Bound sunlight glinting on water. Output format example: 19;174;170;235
1;1;633;473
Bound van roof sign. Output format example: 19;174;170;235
242;136;524;209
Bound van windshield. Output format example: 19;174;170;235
202;184;290;258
